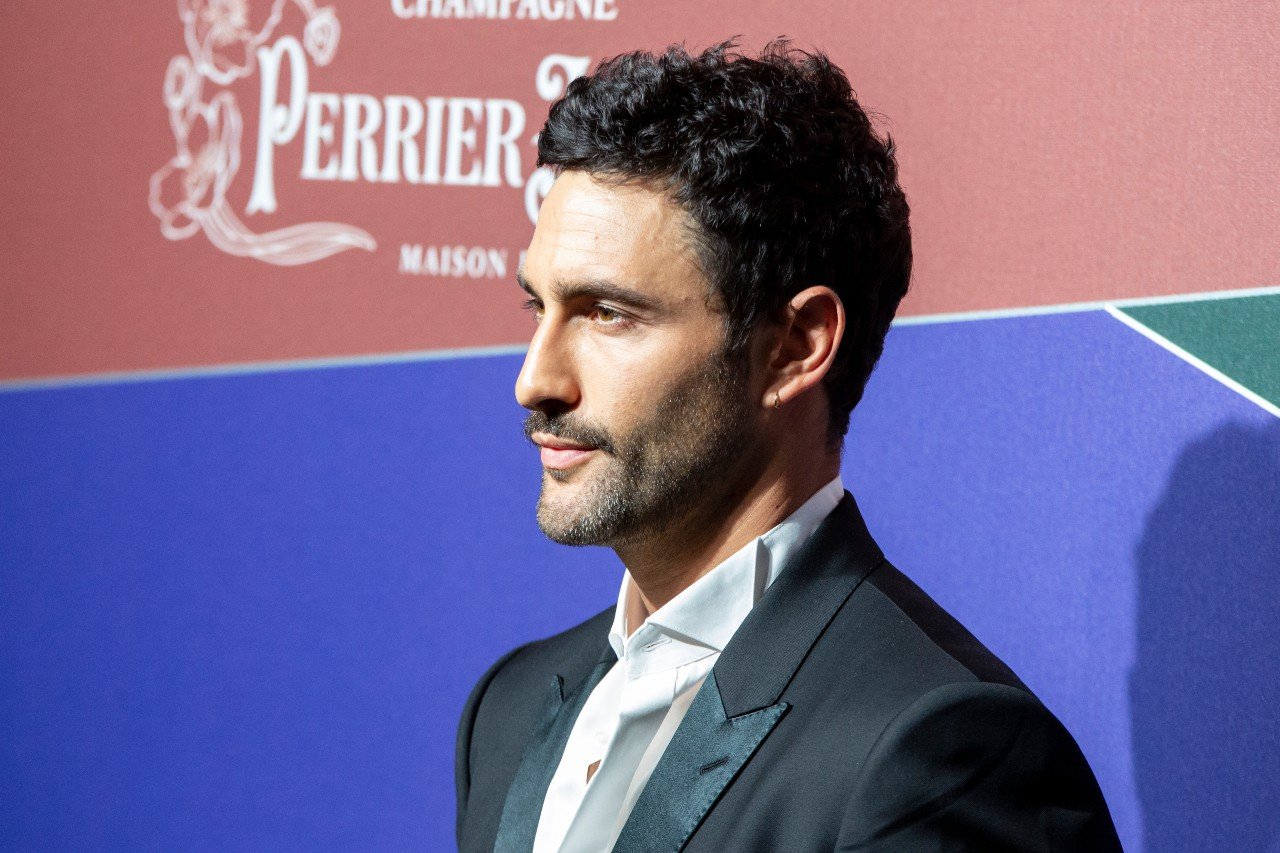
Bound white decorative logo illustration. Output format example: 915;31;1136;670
523;53;590;224
149;0;375;265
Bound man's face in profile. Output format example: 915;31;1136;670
516;170;759;547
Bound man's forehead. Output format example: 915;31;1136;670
523;171;709;302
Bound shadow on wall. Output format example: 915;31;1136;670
1130;418;1280;852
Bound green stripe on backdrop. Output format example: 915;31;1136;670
1120;294;1280;408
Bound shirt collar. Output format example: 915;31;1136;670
607;475;845;660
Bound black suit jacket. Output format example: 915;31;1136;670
455;493;1122;851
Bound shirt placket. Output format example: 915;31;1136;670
558;629;682;853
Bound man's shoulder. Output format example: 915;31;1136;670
825;562;1121;849
852;558;1028;692
786;555;1032;734
697;557;1121;850
765;492;1028;704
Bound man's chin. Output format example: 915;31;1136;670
535;508;605;547
535;479;616;546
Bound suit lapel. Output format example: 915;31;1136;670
613;493;885;852
494;647;616;853
612;671;788;853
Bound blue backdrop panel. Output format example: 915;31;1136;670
0;359;617;850
3;310;1277;851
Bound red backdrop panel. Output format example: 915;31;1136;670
3;0;1277;381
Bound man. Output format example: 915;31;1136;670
456;41;1121;852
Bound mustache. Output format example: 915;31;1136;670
523;411;617;455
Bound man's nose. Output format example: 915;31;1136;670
515;319;579;411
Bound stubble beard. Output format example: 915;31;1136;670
528;353;754;548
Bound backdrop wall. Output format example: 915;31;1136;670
3;2;1278;850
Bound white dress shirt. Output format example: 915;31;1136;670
532;476;845;853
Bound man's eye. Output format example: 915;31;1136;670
521;299;543;321
592;305;625;324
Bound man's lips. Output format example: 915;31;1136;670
532;432;600;470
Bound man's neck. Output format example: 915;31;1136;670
614;456;841;624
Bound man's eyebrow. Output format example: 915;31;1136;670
516;270;538;297
515;270;661;312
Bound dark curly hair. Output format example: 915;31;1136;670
537;39;912;440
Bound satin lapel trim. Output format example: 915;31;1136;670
612;672;789;853
494;656;614;853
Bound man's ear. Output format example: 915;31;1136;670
763;286;845;409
